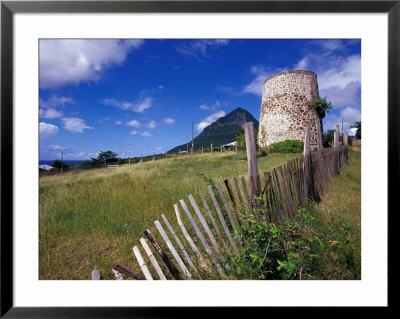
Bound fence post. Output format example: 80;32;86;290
202;146;203;154
243;122;260;198
211;144;213;153
334;125;340;174
315;118;323;151
303;121;311;199
343;132;348;145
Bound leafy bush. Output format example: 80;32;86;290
268;139;303;153
228;199;361;280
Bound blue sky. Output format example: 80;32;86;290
39;39;361;160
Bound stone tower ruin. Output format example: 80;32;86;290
258;70;322;149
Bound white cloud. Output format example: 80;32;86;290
103;97;153;113
115;120;123;125
126;120;141;128
40;122;59;137
146;121;156;129
158;85;164;90
323;106;361;133
40;39;144;88
176;39;229;58
61;117;93;133
40;95;74;108
196;110;226;132
163;118;175;124
39;108;63;119
243;65;287;95
97;117;111;124
199;101;222;111
39;94;74;119
295;57;309;70
47;144;65;150
130;130;153;137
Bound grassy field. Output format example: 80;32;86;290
39;151;301;280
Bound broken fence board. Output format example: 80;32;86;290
223;179;243;226
216;182;238;231
112;269;124;280
139;237;167;280
240;175;253;215
207;186;239;253
144;229;181;280
179;199;223;272
199;191;230;254
154;220;191;279
133;246;154;280
233;177;245;209
173;204;204;262
161;214;198;274
188;195;220;253
114;263;145;280
277;165;295;219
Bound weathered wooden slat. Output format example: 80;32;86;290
273;168;289;220
277;165;295;219
114;263;144;280
91;269;102;280
207;186;239;253
144;229;181;280
154;220;191;279
269;171;284;221
240;175;253;214
216;182;238;231
161;214;198;274
188;194;220;253
112;268;124;280
139;237;167;280
133;246;154;280
173;204;203;262
223;179;243;226
179;199;223;272
233;177;245;209
199;191;230;254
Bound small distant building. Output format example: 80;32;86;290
39;165;53;171
221;141;238;151
179;151;188;155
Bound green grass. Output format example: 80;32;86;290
39;151;300;280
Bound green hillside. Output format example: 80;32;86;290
168;107;259;153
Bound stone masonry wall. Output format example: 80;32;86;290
258;70;322;149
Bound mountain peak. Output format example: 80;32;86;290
167;107;259;153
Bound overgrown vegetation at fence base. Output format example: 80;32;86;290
228;149;360;280
268;139;304;153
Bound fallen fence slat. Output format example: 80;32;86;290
144;229;181;280
133;246;154;280
139;237;167;280
179;199;223;272
207;186;239;253
199;191;230;254
161;214;198;275
112;269;124;280
154;220;192;279
188;195;220;253
113;262;145;280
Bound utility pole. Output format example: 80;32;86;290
191;120;194;155
187;136;189;153
61;152;64;173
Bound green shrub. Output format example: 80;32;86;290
268;139;303;153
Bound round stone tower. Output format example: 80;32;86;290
258;70;321;149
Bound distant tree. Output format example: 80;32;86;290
351;121;361;139
236;128;259;148
96;150;118;162
52;159;68;169
323;130;335;148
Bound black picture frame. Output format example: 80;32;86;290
1;1;395;317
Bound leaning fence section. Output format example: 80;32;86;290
91;142;349;281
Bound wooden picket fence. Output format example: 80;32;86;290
92;141;349;280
